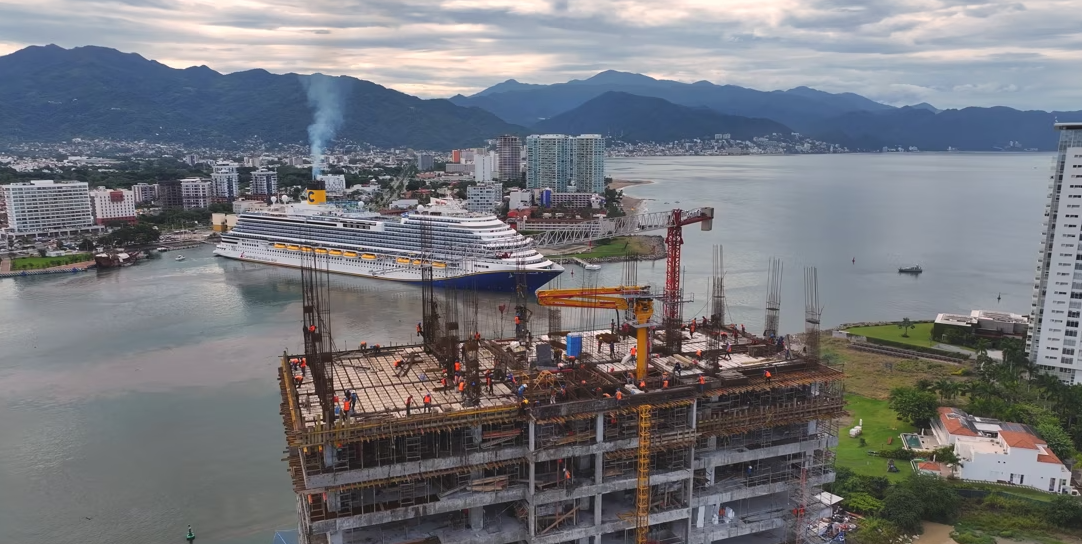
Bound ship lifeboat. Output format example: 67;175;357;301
301;247;313;253
314;248;328;254
396;257;410;264
287;245;300;251
362;254;377;260
273;243;286;249
433;262;447;268
343;251;358;258
329;249;343;256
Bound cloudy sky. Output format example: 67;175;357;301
0;0;1079;110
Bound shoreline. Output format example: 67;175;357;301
608;178;654;190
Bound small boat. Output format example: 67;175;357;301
273;243;286;249
301;247;313;253
329;249;343;256
412;259;422;265
584;263;602;271
396;257;410;264
898;265;923;274
343;251;358;258
314;248;328;254
156;246;169;252
175;255;186;262
433;262;447;268
362;254;376;260
287;245;300;251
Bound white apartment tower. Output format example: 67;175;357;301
132;182;158;204
466;182;503;213
251;169;279;197
1029;123;1082;384
526;134;574;192
211;161;240;201
181;178;213;210
318;174;347;197
1;180;99;237
89;186;137;225
474;151;497;182
573;134;606;193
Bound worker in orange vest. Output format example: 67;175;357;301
630;346;637;356
564;468;572;486
454;361;461;373
405;395;413;416
394;359;402;369
639;380;647;391
475;332;481;341
698;375;706;393
308;324;316;333
458;380;466;399
342;397;351;420
416;322;423;336
662;378;670;389
764;369;772;383
616;390;623;402
423;393;432;413
689;321;696;338
300;358;307;377
696;349;702;358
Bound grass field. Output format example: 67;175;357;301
845;322;940;348
822;337;963;399
837;394;915;481
9;254;93;270
565;236;656;259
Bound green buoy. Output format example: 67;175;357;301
186;525;196;543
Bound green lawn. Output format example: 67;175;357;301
846;322;944;349
836;394;915;481
9;254;93;270
565;237;654;259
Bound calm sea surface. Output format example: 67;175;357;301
0;153;1051;544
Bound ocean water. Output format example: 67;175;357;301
0;153;1050;543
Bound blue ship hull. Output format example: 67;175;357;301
421;269;564;292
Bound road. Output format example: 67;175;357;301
371;165;415;209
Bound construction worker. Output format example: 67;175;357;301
458;380;466;400
485;371;494;394
662;376;670;388
689;320;696;338
394;358;403;369
698;375;706;393
597;337;603;352
300;358;307;377
609;341;616;357
630;346;637;357
406;395;413;416
373;343;381;354
564;468;572;488
616;390;623;402
359;341;367;352
517;384;527;398
673;361;682;377
294;372;304;387
474;332;481;341
454;360;461;373
610;319;616;333
764;369;772;383
343;397;352;420
308;324;317;334
334;403;341;422
741;324;746;336
417;322;423;337
696;349;703;358
639;380;647;392
423;393;432;413
519;398;529;416
441;375;448;387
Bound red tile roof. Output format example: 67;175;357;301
938;407;978;436
998;430;1041;449
918;461;942;471
1038;452;1062;464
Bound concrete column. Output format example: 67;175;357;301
594;453;603;484
705;463;715;486
696;506;705;528
529;462;536;495
596;414;604;443
595;494;602;526
324;443;335;467
472;424;483;445
689;400;698;430
529;421;536;451
470;506;485;530
327;490;340;513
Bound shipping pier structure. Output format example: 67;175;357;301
276;249;844;544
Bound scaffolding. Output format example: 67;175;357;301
764;258;783;339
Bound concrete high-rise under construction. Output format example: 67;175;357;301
276;312;843;544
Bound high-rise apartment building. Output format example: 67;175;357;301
1;180;101;237
251;169;279;197
526;134;606;193
474;151;497;182
132;182;158;204
526;134;574;192
89;186;137;225
497;135;522;182
318;174;347;197
416;153;435;172
160;178;213;210
1029;123;1082;384
211;161;240;202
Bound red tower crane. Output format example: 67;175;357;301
663;208;714;350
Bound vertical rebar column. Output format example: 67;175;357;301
300;240;336;425
764;258;783;338
804;267;822;364
707;245;725;367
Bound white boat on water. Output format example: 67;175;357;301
175;255;186;261
213;190;564;292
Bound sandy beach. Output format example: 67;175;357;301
608;178;654;190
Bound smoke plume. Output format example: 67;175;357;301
301;74;345;179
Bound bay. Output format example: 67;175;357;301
0;152;1050;544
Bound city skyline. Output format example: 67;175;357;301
0;0;1079;110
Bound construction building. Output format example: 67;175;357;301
276;255;843;544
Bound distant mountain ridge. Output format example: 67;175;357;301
0;44;524;149
533;92;791;142
454;71;1082;150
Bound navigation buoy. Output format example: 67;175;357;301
186;525;196;542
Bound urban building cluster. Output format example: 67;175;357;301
524;134;605;193
607;134;847;157
0;180;140;239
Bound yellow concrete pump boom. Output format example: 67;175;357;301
536;286;656;380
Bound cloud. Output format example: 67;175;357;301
0;0;1079;110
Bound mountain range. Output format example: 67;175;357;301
0;45;520;149
0;45;1079;151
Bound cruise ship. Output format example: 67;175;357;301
213;190;564;291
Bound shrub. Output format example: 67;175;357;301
845;492;884;515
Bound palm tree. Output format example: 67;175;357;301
934;378;955;401
898;318;915;338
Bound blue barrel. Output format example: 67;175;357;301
566;333;582;358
